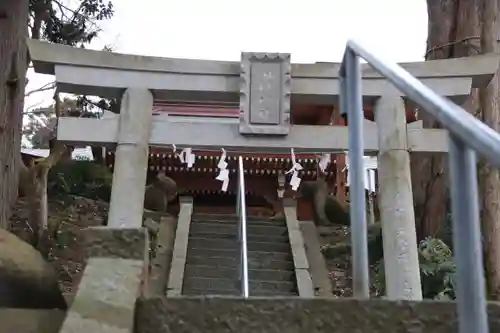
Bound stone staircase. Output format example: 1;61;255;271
182;213;298;296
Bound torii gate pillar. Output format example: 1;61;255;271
375;95;422;300
107;88;154;228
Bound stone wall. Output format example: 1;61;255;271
135;297;500;333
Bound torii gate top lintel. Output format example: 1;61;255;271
28;39;498;86
28;39;500;154
28;38;497;105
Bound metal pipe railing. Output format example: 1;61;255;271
236;156;249;298
339;51;370;299
340;39;498;333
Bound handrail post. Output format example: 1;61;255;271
341;48;370;299
237;156;250;298
448;134;488;333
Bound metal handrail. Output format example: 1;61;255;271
236;156;249;297
340;39;499;333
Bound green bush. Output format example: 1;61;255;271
418;237;456;299
373;237;456;299
48;160;113;201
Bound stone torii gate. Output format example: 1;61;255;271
27;39;499;331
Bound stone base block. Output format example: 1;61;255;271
60;258;143;333
82;227;149;260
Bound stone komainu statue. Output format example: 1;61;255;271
299;178;384;263
143;171;178;213
298;179;350;226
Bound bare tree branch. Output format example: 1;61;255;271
25;81;56;98
24;101;47;113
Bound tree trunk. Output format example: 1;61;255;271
415;0;481;241
0;1;29;229
478;0;500;300
423;0;500;300
24;163;50;248
18;140;69;256
412;1;456;241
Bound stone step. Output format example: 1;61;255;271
187;248;292;262
182;288;297;297
191;218;286;228
189;231;289;244
192;213;285;224
182;287;240;296
182;277;296;294
186;255;295;271
188;237;290;253
184;264;295;281
190;221;288;237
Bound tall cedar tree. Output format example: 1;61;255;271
0;0;113;241
420;0;500;299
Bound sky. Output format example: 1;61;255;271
24;0;429;113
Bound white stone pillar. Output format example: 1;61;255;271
374;95;422;300
108;88;153;228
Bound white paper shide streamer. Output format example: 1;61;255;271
172;145;196;168
342;151;349;184
179;148;196;168
318;153;331;173
286;148;303;191
216;148;230;192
